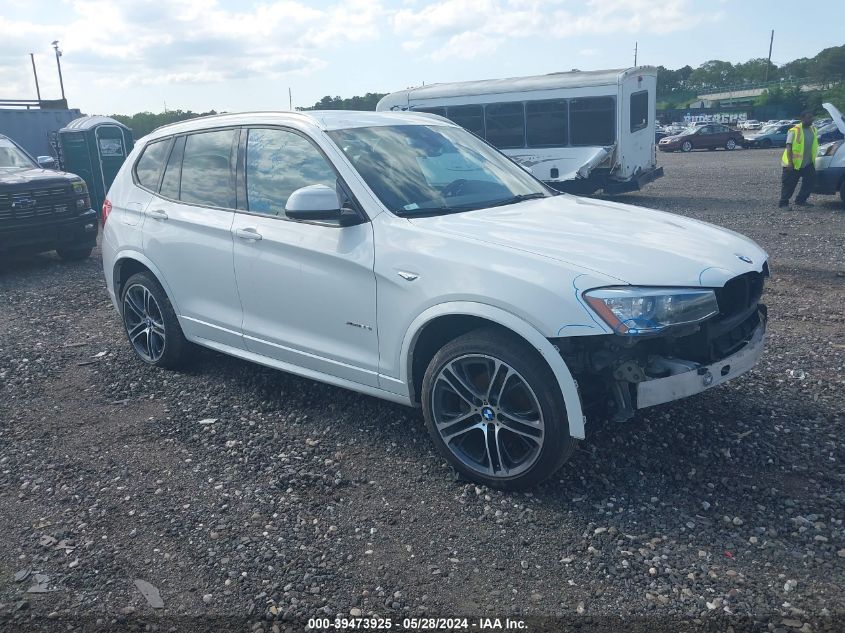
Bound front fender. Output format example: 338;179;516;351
396;301;586;440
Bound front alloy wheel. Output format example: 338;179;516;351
421;327;575;489
431;355;545;479
681;140;693;152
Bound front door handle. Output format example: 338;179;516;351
146;209;168;220
234;227;262;241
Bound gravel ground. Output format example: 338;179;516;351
1;148;843;633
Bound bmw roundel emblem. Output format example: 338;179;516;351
481;407;496;421
736;254;752;264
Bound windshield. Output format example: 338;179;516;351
0;138;36;169
327;124;551;216
760;126;778;134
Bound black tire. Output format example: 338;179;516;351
681;140;693;152
839;180;845;206
56;246;92;261
762;139;772;148
121;271;191;369
421;327;575;490
725;138;737;151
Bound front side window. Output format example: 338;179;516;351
447;105;485;137
328;124;550;216
134;139;170;190
180;130;237;208
485;102;525;149
570;97;615;146
526;100;568;147
245;128;337;215
630;91;648;132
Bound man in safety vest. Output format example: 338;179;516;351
778;110;819;208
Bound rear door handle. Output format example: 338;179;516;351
146;209;168;220
234;227;262;241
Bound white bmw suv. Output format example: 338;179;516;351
102;111;768;489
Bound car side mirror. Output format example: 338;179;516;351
37;156;56;169
285;184;360;226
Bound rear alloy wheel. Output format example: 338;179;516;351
121;271;190;368
725;138;737;150
421;327;575;489
57;246;92;261
681;140;693;152
762;139;772;149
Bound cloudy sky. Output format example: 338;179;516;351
2;0;843;115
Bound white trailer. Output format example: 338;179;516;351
376;67;663;194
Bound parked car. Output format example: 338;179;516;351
744;120;762;130
813;118;832;128
658;124;744;152
655;128;669;142
742;124;792;148
102;111;769;489
814;102;845;205
0;133;97;259
816;122;844;145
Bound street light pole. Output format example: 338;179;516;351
51;40;66;101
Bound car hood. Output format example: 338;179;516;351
0;167;73;186
408;196;767;288
823;102;845;134
661;134;689;142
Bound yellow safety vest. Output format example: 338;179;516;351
781;124;819;168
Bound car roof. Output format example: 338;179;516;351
144;110;452;142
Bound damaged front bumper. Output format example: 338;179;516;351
636;320;765;409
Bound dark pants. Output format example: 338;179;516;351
780;164;815;204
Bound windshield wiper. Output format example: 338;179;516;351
484;192;548;208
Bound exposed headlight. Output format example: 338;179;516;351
819;140;843;157
583;287;719;335
71;179;88;194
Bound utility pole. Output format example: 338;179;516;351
30;53;42;102
51;40;66;101
765;30;774;83
634;42;638;67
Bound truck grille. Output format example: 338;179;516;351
0;185;75;224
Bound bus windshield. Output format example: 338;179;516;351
327;124;552;216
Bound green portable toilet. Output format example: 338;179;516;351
58;116;134;214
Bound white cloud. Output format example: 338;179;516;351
0;0;384;96
392;0;714;60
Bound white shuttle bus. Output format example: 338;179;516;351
376;67;663;194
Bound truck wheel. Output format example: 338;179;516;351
725;138;737;150
681;140;693;152
121;272;191;368
56;246;92;261
421;327;575;490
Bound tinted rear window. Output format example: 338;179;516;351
630;91;648;132
447;105;485;137
526;100;568;147
179;130;237;209
134;140;170;191
485;102;525;149
571;97;616;146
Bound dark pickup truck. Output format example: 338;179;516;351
0;133;98;260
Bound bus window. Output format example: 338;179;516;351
571;97;615;146
630;91;648;132
446;104;484;137
415;107;447;117
526;100;568;147
485;102;525;149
